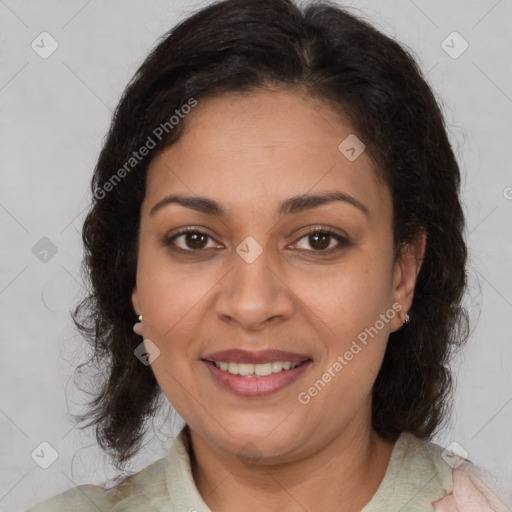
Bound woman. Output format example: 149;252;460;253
27;0;511;510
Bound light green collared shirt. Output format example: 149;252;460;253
26;426;508;511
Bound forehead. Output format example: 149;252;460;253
144;89;391;222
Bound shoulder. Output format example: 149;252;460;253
26;456;172;512
394;431;454;488
433;461;512;511
367;432;511;511
26;483;116;512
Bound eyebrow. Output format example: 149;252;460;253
149;191;369;218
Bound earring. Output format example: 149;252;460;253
133;315;143;335
403;313;410;324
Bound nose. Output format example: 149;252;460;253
215;241;295;332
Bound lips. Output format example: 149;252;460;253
201;348;312;365
203;358;313;397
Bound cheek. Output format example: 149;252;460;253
299;264;393;410
137;252;211;411
294;257;393;334
136;240;216;332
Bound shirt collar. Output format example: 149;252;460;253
165;425;212;511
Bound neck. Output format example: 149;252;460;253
187;417;397;512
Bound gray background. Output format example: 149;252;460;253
1;0;511;510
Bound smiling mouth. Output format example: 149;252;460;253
203;359;312;377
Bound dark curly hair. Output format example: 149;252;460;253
72;0;470;470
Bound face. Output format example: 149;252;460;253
131;88;424;463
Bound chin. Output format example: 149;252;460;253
213;421;305;460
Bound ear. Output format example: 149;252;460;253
131;287;144;336
390;230;427;332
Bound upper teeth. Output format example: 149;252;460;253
214;361;300;377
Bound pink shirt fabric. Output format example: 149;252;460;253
433;460;512;511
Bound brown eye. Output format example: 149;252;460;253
165;229;219;252
294;228;350;253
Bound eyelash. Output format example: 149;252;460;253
164;226;350;256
